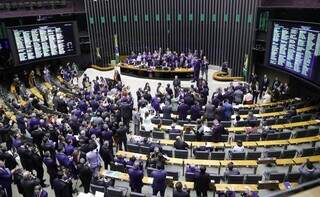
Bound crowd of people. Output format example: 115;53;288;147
127;48;210;81
0;59;318;197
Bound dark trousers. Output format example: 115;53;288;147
131;187;142;193
153;188;165;197
196;190;207;197
81;179;91;193
193;69;200;81
118;139;127;151
4;186;12;197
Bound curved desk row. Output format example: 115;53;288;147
213;71;244;81
237;98;297;109
119;63;194;79
91;64;115;71
152;119;320;133
156;135;320;149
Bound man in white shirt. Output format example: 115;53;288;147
230;141;245;153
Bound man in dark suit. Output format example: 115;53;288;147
192;57;201;82
0;160;13;197
20;171;41;197
162;102;172;119
128;162;144;193
120;100;132;127
204;101;215;121
178;100;189;120
43;151;57;188
194;166;211;197
173;181;190;197
52;171;72;197
212;120;228;142
173;75;181;97
116;122;128;151
77;158;92;193
190;102;201;121
260;74;269;99
174;136;189;150
151;165;167;197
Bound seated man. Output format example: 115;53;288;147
224;162;240;179
169;123;181;134
230;141;245;153
147;147;167;168
246;111;257;121
299;159;320;184
114;155;127;166
174;136;189;150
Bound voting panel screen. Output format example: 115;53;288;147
268;21;320;84
9;22;79;64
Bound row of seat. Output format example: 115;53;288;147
127;143;320;160
140;128;319;142
0;0;67;10
151;113;313;128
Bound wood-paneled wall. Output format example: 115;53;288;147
85;0;260;75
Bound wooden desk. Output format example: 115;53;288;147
236;111;286;120
282;120;320;129
220;160;257;167
278;182;299;190
225;127;247;132
4;111;16;122
116;151;257;167
275;159;295;166
120;64;193;79
296;105;320;113
293;155;320;165
256;140;289;147
185;159;220;167
43;82;53;90
29;87;44;100
103;169;259;192
238;99;296;109
288;136;320;145
153;124;184;131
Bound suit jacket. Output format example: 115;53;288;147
162;105;172;119
173;190;190;197
194;172;211;192
128;168;144;189
151;169;167;190
178;103;189;120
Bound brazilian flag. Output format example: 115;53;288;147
114;34;120;63
243;54;249;81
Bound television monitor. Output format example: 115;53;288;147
8;21;80;65
266;20;320;85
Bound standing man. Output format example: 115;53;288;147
116;122;128;151
86;142;101;176
77;158;93;193
0;160;13;197
260;74;269;99
201;56;209;81
173;75;181;98
132;108;141;135
151;165;167;197
128;162;144;193
194;166;211;197
192;57;201;82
